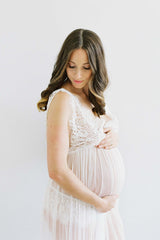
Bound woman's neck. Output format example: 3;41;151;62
61;81;89;97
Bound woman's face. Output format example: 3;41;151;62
66;48;92;89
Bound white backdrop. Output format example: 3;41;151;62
1;0;160;239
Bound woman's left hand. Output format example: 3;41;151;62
96;127;119;150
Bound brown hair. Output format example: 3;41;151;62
37;28;110;117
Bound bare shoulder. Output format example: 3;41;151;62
47;91;73;124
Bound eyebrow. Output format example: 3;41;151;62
69;61;90;65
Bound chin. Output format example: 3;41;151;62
72;82;84;87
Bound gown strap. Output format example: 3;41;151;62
47;88;75;108
46;88;77;122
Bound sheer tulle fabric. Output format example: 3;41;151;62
40;88;126;240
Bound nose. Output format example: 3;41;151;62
75;70;82;80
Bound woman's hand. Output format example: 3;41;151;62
96;127;119;150
95;194;119;213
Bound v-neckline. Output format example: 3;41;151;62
59;88;107;123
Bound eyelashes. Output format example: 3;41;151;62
68;65;91;70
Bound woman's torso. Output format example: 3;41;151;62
47;87;125;197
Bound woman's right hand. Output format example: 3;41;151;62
95;194;119;213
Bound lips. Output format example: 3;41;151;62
74;80;83;83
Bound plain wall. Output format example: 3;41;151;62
1;0;160;239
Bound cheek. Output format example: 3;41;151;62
86;71;92;79
66;68;72;77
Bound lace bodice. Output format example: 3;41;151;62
47;88;119;152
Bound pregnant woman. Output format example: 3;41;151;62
37;28;126;240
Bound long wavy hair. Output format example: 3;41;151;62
37;28;110;117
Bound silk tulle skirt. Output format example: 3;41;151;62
40;145;126;240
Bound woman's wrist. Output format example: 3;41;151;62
91;194;104;209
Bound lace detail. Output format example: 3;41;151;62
47;88;119;152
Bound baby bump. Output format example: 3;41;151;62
67;145;125;197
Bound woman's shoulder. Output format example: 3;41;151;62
49;87;74;98
48;88;75;110
46;88;76;122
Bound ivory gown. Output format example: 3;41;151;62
41;88;126;240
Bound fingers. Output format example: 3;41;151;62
103;127;112;133
96;128;118;149
96;134;117;149
96;138;111;147
96;143;115;149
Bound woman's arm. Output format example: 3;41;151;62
96;126;119;149
95;103;119;149
47;91;103;208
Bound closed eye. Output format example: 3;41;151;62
68;65;91;70
68;66;75;68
